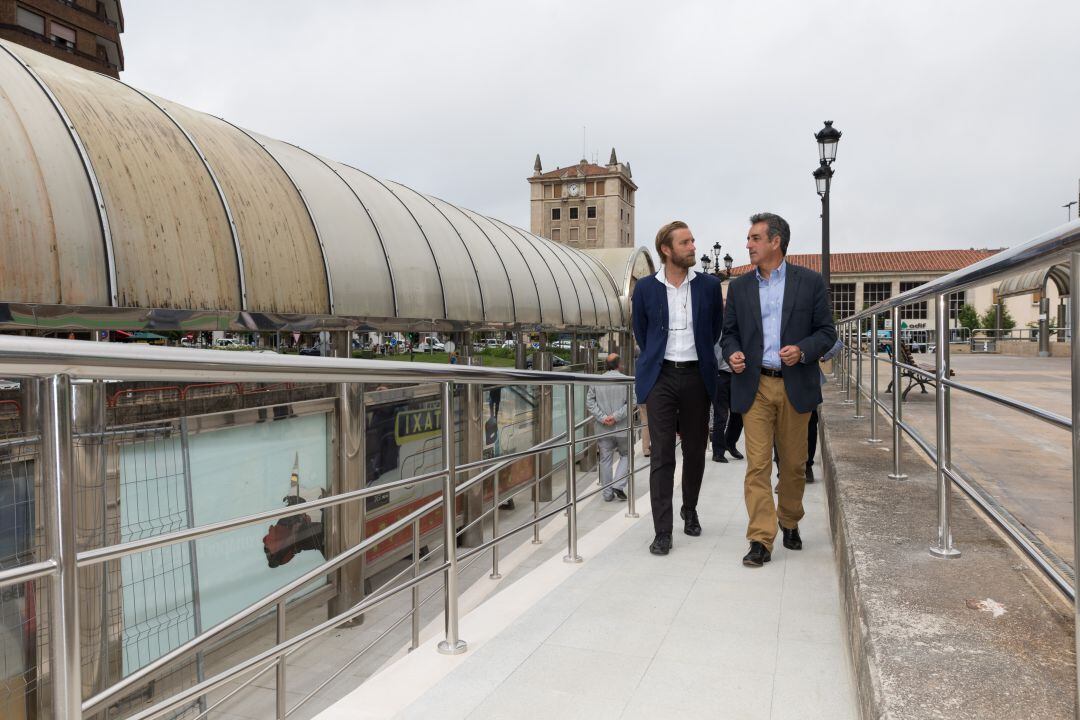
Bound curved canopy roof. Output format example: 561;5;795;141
0;40;623;333
994;263;1070;300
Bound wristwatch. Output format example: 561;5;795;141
798;349;805;363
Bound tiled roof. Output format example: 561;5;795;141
531;162;618;180
729;249;1003;277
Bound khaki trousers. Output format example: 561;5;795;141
742;374;811;551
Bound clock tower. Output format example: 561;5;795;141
528;148;637;249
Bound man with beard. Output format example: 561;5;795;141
631;221;724;555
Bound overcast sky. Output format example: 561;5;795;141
121;1;1080;267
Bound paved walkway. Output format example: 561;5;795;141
316;451;858;719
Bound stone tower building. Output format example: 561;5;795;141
528;148;636;249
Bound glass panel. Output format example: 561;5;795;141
187;412;330;629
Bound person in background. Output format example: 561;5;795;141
587;353;630;502
711;336;745;463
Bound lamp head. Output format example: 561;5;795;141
814;120;842;164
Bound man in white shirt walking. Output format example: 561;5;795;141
631;221;725;555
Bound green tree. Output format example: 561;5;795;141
980;304;1016;337
957;304;980;333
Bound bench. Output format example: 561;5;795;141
885;341;954;400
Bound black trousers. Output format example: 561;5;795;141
646;364;710;535
710;371;744;454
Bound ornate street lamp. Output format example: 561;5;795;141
813;120;841;308
700;243;734;280
815;120;842;164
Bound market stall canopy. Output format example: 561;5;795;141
0;40;623;334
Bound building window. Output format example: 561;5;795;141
620;208;624;219
586;227;597;241
862;282;891;309
587;206;596;219
831;283;856;319
585;182;594;196
569;207;578;220
551;208;561;221
948;291;967;319
898;281;928;320
544;184;554;199
49;21;77;50
551;228;561;242
16;7;45;35
569;228;579;243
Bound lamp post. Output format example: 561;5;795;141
700;243;735;280
813;120;842;308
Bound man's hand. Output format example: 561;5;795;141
602;415;616;426
779;345;802;366
729;351;746;374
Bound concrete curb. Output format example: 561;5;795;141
820;392;1075;720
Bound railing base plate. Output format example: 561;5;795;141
437;639;468;655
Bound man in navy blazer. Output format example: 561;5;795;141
721;213;836;567
632;221;724;556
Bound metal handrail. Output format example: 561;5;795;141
2;332;643;720
833;224;1080;720
0;335;631;386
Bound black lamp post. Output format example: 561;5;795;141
700;242;735;280
813;120;842;307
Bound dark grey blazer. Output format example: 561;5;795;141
720;263;837;415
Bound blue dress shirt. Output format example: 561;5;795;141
757;260;787;369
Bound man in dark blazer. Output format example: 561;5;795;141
721;213;836;567
632;221;724;556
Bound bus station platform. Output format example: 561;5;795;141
314;445;858;720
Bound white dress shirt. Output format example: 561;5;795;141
657;266;698;362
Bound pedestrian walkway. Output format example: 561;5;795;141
315;450;858;720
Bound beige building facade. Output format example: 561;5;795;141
528;148;636;249
730;249;1068;348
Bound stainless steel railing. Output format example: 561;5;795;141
0;335;643;720
830;218;1080;720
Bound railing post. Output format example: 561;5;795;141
564;384;583;563
411;519;420;651
844;322;853;393
437;381;467;655
853;318;865;417
42;374;82;720
930;294;961;559
489;472;501;579
867;313;882;442
889;306;908;480
625;384;640;519
275;600;286;720
1069;251;1080;720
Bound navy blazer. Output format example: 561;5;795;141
720;262;837;415
631;271;724;404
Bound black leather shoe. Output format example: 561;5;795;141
712;451;728;463
805;464;816;483
727;445;744;460
649;533;672;555
680;507;702;536
613;488;627;500
780;523;803;550
742;541;771;567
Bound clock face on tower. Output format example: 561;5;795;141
567;183;580;197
